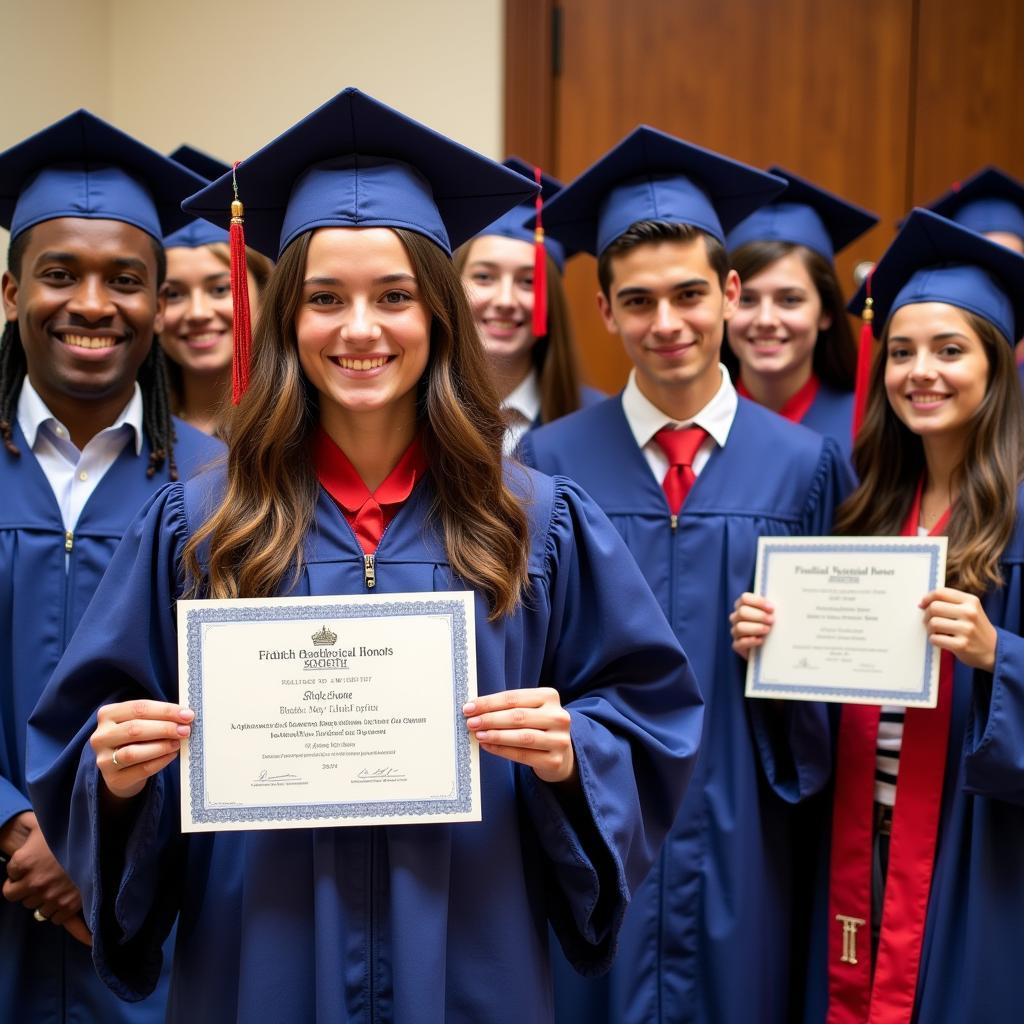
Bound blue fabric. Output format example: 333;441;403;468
521;396;855;1024
775;486;1024;1022
474;158;572;271
0;413;220;1024
925;166;1024;241
955;198;1024;240
0;110;205;242
726;168;877;261
181;88;538;260
26;464;702;1023
168;146;229;184
801;385;855;461
540;126;785;257
849;209;1024;344
163;219;228;249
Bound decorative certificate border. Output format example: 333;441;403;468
183;598;473;825
748;539;946;706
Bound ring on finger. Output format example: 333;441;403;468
33;908;48;923
111;747;123;769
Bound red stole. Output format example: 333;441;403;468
736;372;820;424
312;428;428;555
827;480;954;1024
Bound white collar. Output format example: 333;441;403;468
621;364;737;450
501;367;541;424
16;376;144;456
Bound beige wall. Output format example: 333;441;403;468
0;0;503;259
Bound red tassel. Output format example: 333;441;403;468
229;161;252;405
852;270;874;438
531;165;548;338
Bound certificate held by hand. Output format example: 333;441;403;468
177;591;480;832
745;537;947;707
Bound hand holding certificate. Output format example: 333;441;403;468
743;536;948;707
177;591;480;832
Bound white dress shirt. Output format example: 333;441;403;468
620;364;738;482
17;376;143;536
501;368;541;456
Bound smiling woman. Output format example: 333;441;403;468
724;168;878;457
159;243;271;436
732;209;1024;1023
26;88;703;1024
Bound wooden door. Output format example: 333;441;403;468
509;0;1019;393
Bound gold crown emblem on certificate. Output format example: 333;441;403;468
311;624;338;646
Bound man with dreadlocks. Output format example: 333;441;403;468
0;110;222;1023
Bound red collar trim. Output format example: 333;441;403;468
313;427;429;514
737;372;820;424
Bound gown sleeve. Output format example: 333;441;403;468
0;777;32;831
748;437;856;803
962;557;1024;805
26;483;191;1000
522;476;704;975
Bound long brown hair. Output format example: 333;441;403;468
725;240;857;391
182;228;531;619
834;310;1024;592
454;242;588;423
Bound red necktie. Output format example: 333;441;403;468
653;425;708;515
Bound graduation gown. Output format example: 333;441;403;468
521;395;855;1024
760;487;1024;1023
0;419;221;1024
26;465;703;1024
800;384;854;460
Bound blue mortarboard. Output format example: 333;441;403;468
849;208;1024;344
0;110;205;243
923;166;1024;241
169;144;230;183
181;88;538;260
725;167;878;262
539;126;786;257
165;144;231;249
467;157;578;272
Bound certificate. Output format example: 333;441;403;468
177;591;479;832
745;536;947;707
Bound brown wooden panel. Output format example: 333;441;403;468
504;0;556;168
552;0;916;393
911;0;1024;205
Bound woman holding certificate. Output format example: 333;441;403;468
25;89;703;1024
732;208;1024;1023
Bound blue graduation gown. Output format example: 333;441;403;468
757;487;1024;1023
522;395;855;1024
800;384;854;460
26;465;703;1024
0;418;221;1024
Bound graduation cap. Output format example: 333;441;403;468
538;125;786;258
181;87;538;261
923;166;1024;242
468;157;575;271
180;87;538;402
466;157;582;336
848;208;1024;432
0;109;206;243
169;144;230;183
164;144;232;249
850;208;1024;344
725;167;878;262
